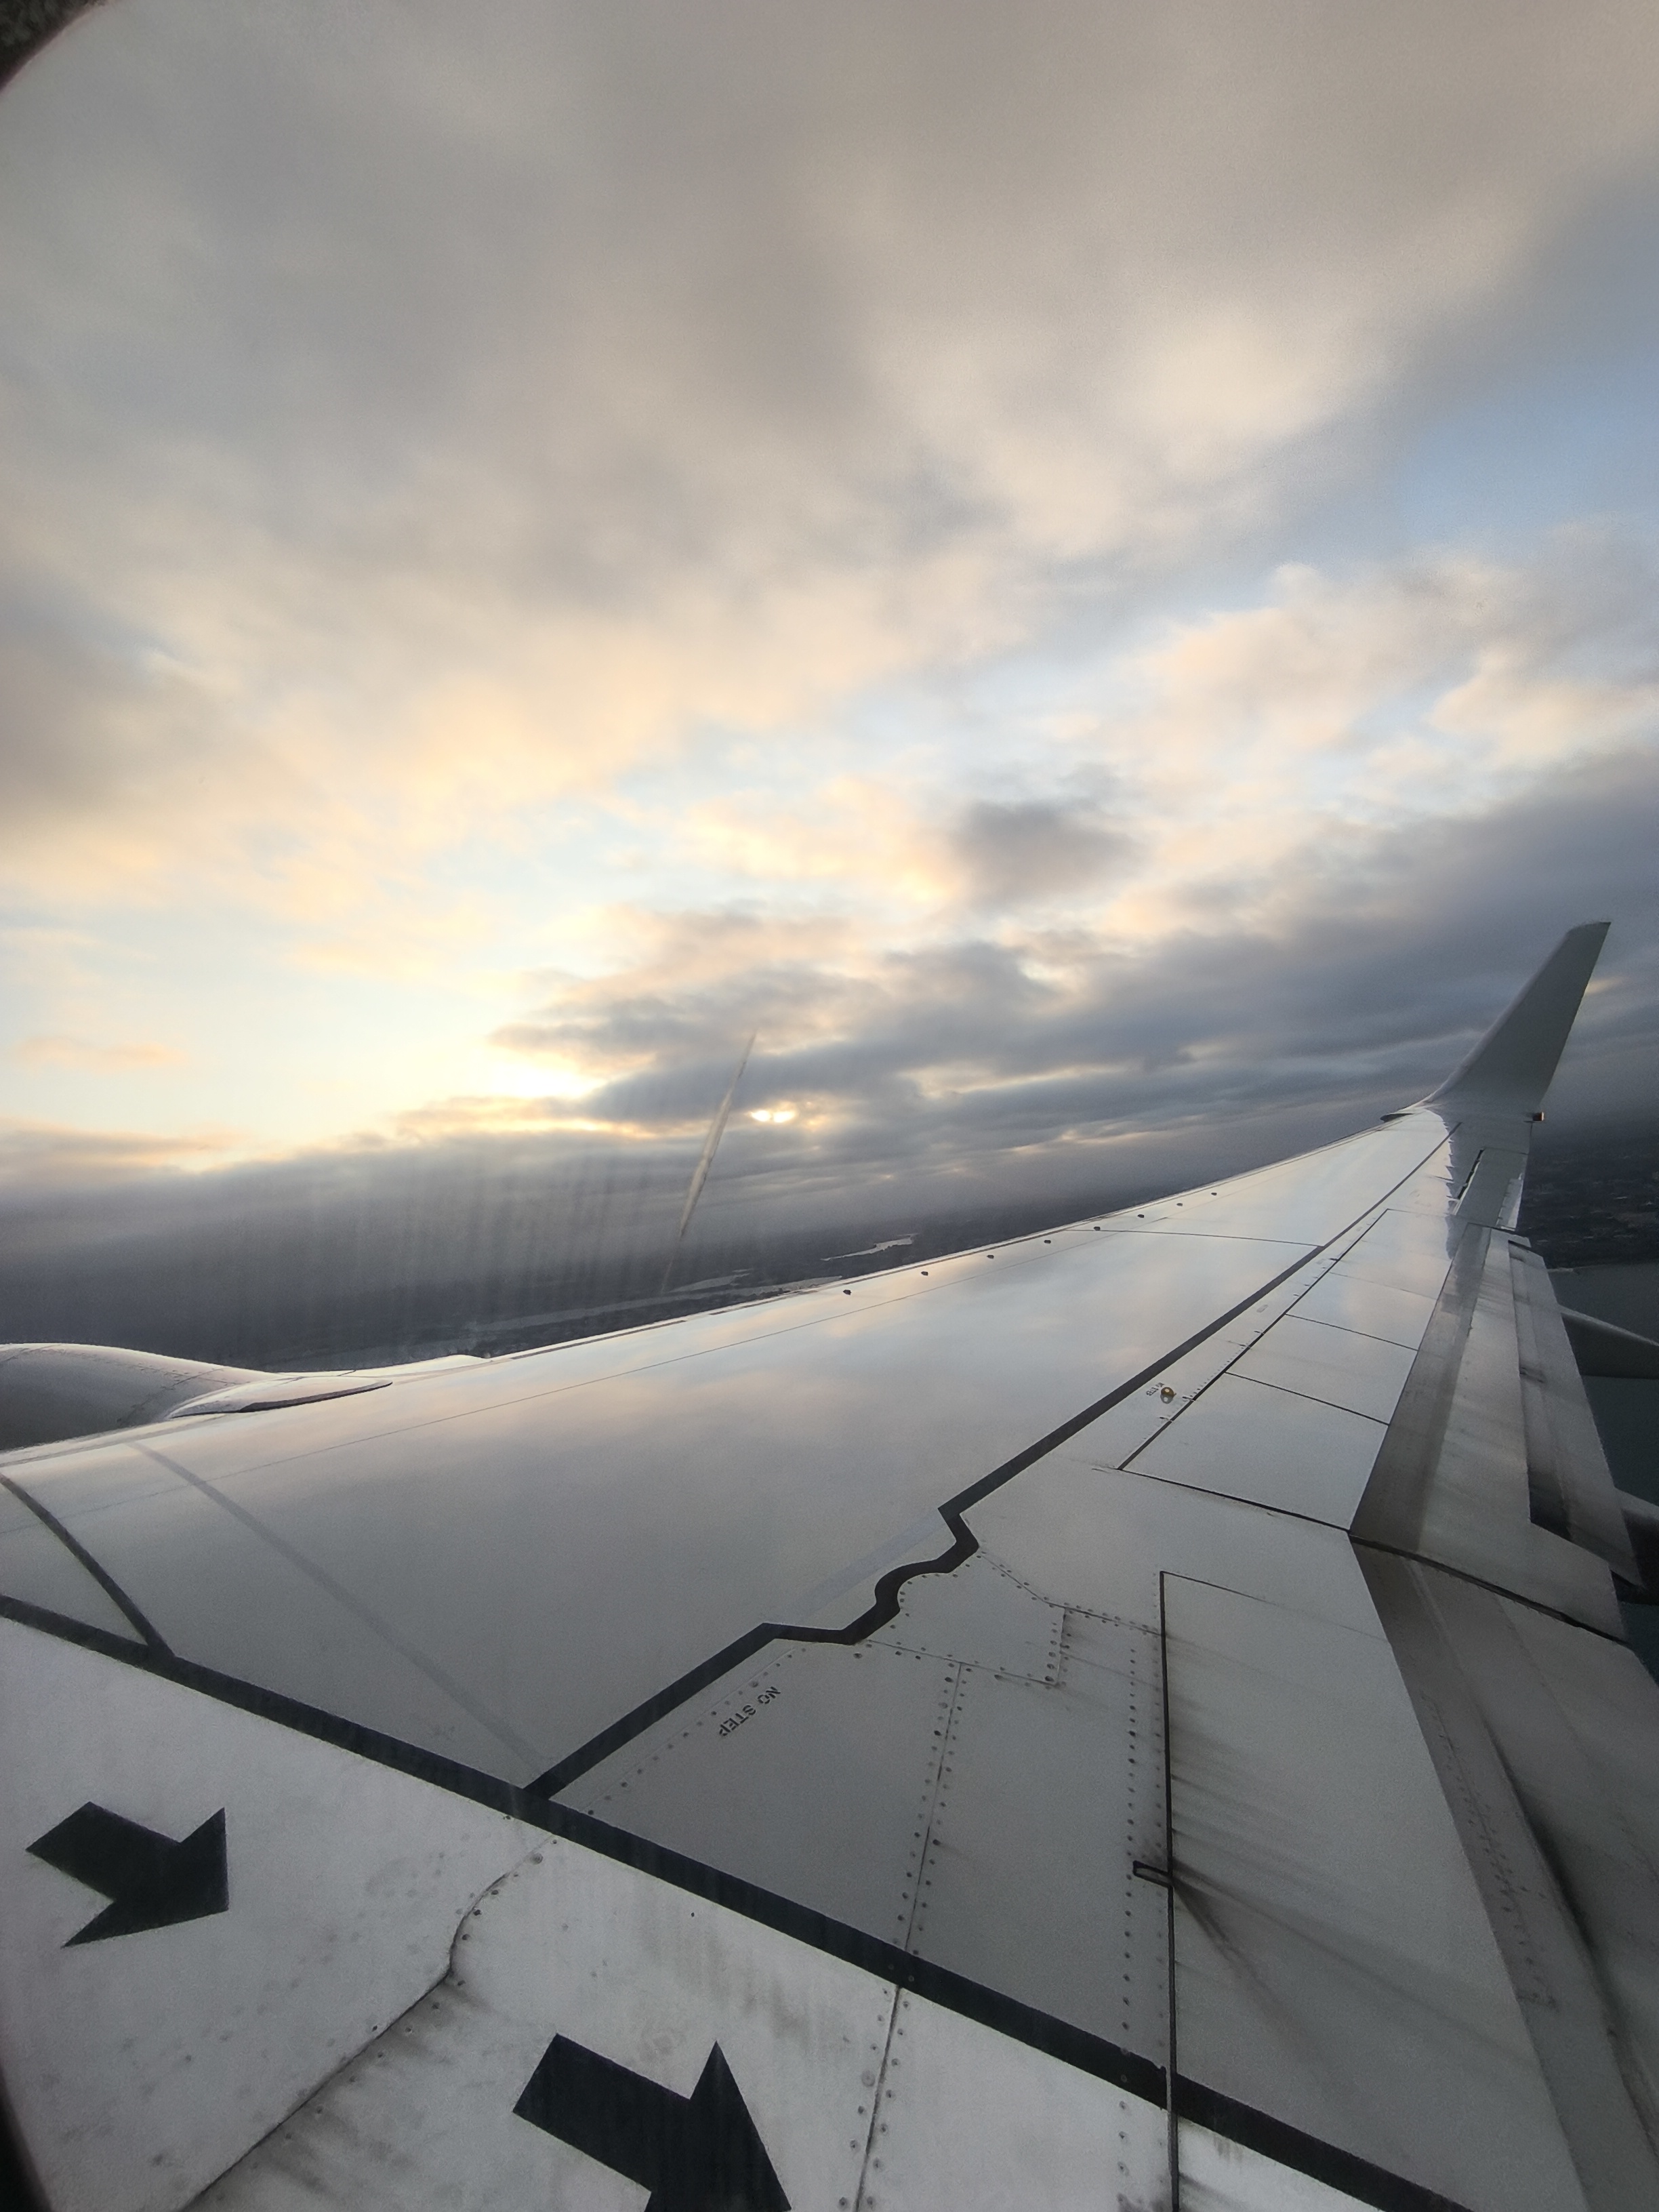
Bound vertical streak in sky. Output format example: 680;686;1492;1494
660;1033;756;1293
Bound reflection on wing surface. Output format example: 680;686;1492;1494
5;924;1659;2212
0;1116;1445;1784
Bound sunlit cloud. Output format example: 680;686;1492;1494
466;1051;598;1105
0;1118;239;1181
7;1;1659;908
1;0;1657;1208
15;1033;186;1071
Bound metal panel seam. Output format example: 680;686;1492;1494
531;1244;1331;1797
2;1596;1490;2211
0;1473;169;1652
1353;1551;1659;2209
1351;1225;1490;1552
0;1596;1165;2107
535;1144;1453;1801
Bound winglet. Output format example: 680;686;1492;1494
1425;922;1609;1117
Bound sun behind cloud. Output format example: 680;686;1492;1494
1;0;1657;1180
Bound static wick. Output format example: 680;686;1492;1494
660;1032;757;1296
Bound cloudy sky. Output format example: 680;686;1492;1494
3;0;1658;1273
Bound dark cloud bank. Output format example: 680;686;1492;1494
5;754;1656;1366
2;1076;1652;1374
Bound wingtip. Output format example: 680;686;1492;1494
1425;922;1610;1118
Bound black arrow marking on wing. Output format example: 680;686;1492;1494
28;1803;228;1945
515;2036;789;2212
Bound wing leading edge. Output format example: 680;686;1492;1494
3;923;1656;2212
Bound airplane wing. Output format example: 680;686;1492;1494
3;921;1658;2212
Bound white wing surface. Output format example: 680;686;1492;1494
3;922;1658;2212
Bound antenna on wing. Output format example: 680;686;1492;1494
660;1032;756;1296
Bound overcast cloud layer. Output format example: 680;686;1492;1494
2;0;1658;1324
